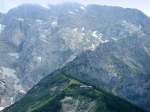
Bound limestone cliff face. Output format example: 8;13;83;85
0;3;150;111
63;35;150;111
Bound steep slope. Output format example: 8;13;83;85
62;35;150;111
0;4;102;108
2;70;145;112
0;3;150;110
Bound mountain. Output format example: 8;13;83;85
0;3;102;109
4;34;149;112
0;3;150;111
2;70;145;112
62;35;150;111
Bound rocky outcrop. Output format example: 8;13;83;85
0;3;150;111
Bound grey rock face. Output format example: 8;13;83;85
0;3;150;111
0;4;103;109
63;36;150;111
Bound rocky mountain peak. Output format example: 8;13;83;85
0;3;150;111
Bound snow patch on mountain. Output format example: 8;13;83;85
68;11;75;15
14;84;26;94
65;54;77;65
92;31;109;44
16;18;24;22
36;56;42;63
8;53;19;59
36;19;43;24
51;20;58;28
112;37;118;41
92;31;99;38
80;6;86;10
0;24;5;34
0;107;4;111
92;31;103;38
0;24;2;33
39;34;48;43
90;44;97;51
81;27;85;32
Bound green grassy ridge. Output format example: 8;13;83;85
3;71;145;112
62;71;146;111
